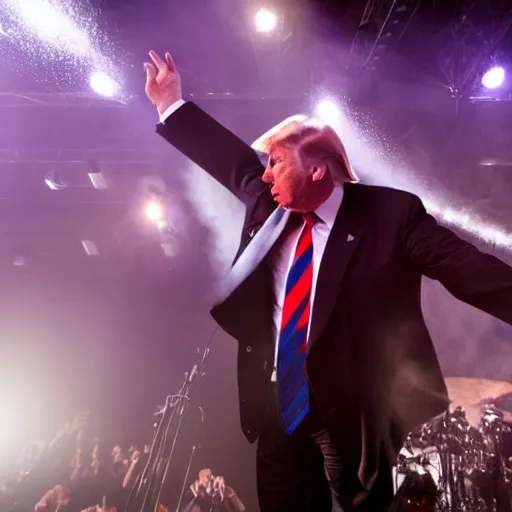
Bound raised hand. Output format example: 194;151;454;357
66;410;90;435
130;449;141;463
213;476;226;500
144;50;182;116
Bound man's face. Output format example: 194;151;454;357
261;144;312;211
112;445;123;462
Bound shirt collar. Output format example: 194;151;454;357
314;183;344;229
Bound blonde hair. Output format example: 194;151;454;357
251;115;358;183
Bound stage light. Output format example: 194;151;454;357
88;172;108;189
87;159;108;189
255;8;278;33
145;198;169;232
90;71;118;97
145;200;164;223
4;0;126;101
310;93;512;250
81;240;99;256
44;169;66;190
5;0;91;55
481;67;505;89
315;99;340;125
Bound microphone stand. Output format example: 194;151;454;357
176;406;204;512
125;339;213;512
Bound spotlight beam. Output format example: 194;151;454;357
314;97;512;251
4;0;92;55
2;0;125;99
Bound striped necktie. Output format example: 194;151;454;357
277;212;316;434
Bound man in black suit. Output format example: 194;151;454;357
144;50;512;511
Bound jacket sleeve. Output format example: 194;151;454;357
402;194;512;325
156;102;268;205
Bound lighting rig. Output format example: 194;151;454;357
350;0;512;108
349;0;423;75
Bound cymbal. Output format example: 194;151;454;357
445;377;512;426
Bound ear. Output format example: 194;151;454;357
311;162;328;182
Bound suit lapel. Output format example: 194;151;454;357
309;185;366;350
215;206;290;303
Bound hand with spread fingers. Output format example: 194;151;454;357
144;50;182;116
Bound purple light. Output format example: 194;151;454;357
255;8;278;33
481;67;505;89
90;71;117;97
5;0;91;55
145;200;163;222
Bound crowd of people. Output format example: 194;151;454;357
0;412;148;511
0;412;245;512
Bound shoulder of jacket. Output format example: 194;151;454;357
346;182;420;204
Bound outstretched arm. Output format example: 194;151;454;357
157;102;267;204
145;51;268;204
403;194;512;325
226;486;246;511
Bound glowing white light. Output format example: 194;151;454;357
81;240;99;256
145;201;164;222
315;99;340;125
423;201;512;248
88;172;108;189
5;0;92;55
255;8;278;33
481;67;505;89
44;178;61;190
2;0;125;100
44;169;65;190
90;71;118;98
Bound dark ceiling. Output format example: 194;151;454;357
0;0;510;276
0;0;510;286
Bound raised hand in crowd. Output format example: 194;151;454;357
34;484;71;512
66;411;90;436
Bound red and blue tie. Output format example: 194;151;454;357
277;213;316;434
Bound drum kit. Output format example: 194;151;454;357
395;378;512;512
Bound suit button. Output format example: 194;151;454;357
241;399;247;404
246;345;252;353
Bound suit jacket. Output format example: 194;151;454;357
156;102;512;487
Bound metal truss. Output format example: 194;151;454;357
349;0;422;73
0;91;131;108
0;147;166;166
436;0;512;101
0;89;303;111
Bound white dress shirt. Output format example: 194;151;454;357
160;99;186;123
158;100;344;379
270;185;344;379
